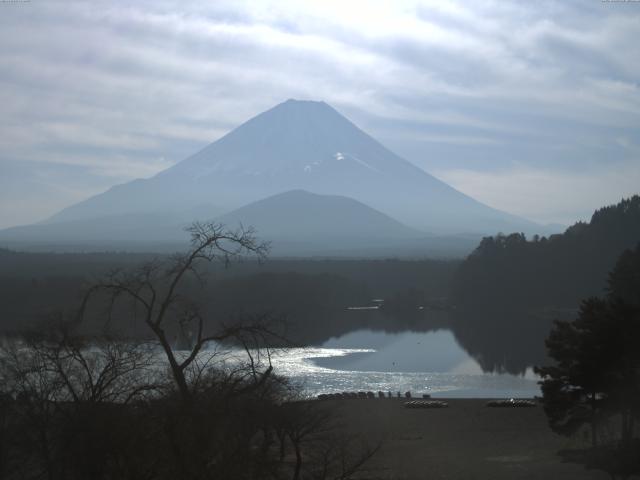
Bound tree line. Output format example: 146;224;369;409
452;195;640;310
0;248;457;340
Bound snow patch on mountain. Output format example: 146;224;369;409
345;153;381;173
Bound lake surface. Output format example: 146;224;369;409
0;327;540;399
270;329;540;398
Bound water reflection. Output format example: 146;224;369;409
269;329;541;398
316;329;481;374
284;306;557;376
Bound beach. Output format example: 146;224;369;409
325;398;609;479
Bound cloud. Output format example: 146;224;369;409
0;160;117;229
434;160;640;226
0;0;639;227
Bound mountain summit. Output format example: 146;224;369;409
47;99;536;235
4;99;542;254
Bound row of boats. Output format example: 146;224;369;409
317;391;427;400
405;399;537;408
316;392;537;408
486;398;537;408
404;400;448;409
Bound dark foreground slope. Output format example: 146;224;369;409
330;399;607;479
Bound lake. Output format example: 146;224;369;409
270;329;540;398
0;325;541;399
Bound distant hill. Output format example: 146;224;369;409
215;189;424;254
0;189;481;257
213;189;484;257
452;195;640;310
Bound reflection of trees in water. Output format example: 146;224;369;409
287;308;450;347
449;309;559;375
288;306;557;376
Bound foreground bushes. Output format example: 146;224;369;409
0;327;377;480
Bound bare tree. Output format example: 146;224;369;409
0;318;162;480
77;222;271;403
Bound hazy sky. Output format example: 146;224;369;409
1;0;639;228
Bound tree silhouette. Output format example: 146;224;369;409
535;244;640;478
608;244;640;307
535;297;614;445
78;222;272;404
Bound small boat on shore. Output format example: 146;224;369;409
486;398;536;408
404;400;448;409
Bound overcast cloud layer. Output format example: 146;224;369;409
1;0;639;228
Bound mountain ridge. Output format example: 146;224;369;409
45;99;539;236
1;99;553;255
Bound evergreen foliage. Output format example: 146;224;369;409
535;244;640;478
453;195;640;309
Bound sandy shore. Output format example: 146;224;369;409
325;398;609;479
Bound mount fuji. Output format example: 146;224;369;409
1;99;542;254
